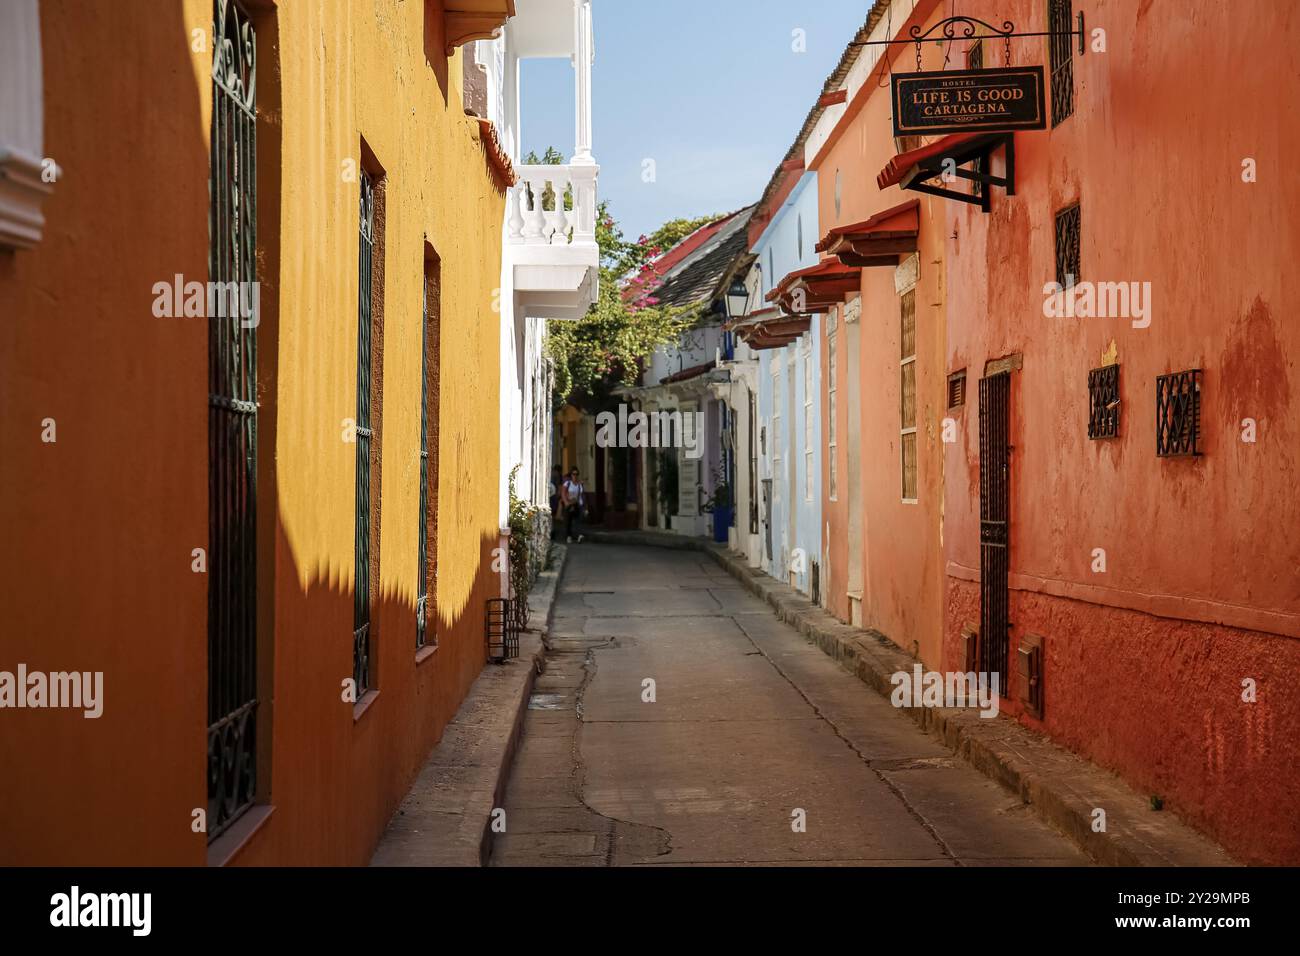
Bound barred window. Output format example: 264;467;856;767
1055;202;1081;290
208;0;260;844
417;252;441;651
1049;0;1076;126
900;289;918;501
354;160;385;697
1088;363;1120;439
1156;369;1203;457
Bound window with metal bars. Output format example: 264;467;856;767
1049;0;1076;126
1088;363;1120;439
207;0;259;844
1156;369;1202;457
900;289;918;500
417;253;441;651
1055;202;1080;290
354;162;385;695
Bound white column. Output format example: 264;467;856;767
0;0;55;249
571;0;594;166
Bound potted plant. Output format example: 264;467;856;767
701;465;733;543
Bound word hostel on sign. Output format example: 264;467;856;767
892;66;1046;136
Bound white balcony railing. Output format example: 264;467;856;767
506;163;598;248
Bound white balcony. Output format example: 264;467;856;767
499;0;599;320
506;163;598;319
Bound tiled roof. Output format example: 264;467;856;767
647;206;756;310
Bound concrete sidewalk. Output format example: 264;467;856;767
583;529;1235;867
369;544;569;867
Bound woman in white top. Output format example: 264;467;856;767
560;468;585;542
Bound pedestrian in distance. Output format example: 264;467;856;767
561;468;586;542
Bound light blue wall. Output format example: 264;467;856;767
751;173;822;596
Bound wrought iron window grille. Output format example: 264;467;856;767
354;169;376;692
208;0;259;844
1156;369;1203;457
1088;363;1120;439
978;372;1012;689
1048;0;1077;126
1055;202;1081;290
416;277;430;650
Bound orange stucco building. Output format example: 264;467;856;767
805;0;1299;864
1;0;511;865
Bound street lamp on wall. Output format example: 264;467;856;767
725;277;750;320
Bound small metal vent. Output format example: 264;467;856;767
947;369;967;409
1156;369;1203;457
1017;633;1044;719
1087;364;1120;439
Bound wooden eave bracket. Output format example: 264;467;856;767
444;2;516;57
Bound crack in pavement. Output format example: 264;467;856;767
730;614;962;866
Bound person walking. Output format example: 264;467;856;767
548;465;563;541
560;468;586;543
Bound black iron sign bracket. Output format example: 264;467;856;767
899;133;1015;213
856;14;1087;59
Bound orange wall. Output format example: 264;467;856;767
0;0;504;865
0;0;210;865
815;0;947;667
940;0;1300;864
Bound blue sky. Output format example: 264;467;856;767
519;0;873;242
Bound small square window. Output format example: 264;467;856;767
1156;369;1203;457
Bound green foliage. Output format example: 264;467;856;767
702;462;731;512
507;464;546;617
522;147;571;212
546;201;721;410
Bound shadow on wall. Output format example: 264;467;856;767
224;520;500;867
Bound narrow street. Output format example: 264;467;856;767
491;544;1087;866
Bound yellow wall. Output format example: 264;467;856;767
0;0;503;865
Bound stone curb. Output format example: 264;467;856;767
585;529;1235;867
369;543;569;867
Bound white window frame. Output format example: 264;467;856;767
803;346;813;502
771;359;783;505
900;287;918;504
827;309;838;501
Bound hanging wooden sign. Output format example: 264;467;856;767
892;66;1046;136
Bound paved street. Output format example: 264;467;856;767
490;544;1088;866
